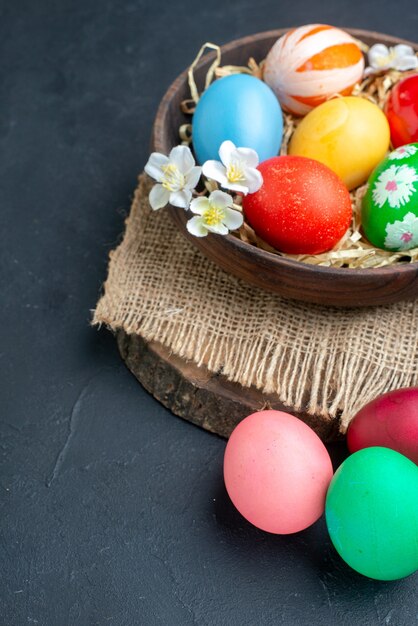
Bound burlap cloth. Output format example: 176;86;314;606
93;174;418;432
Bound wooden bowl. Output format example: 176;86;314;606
151;28;418;307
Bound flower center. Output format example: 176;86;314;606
226;161;245;183
376;48;397;67
385;180;398;191
161;164;185;192
401;231;413;243
203;205;226;226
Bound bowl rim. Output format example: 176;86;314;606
151;27;418;280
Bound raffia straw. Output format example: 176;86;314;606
179;123;192;146
215;57;264;79
180;43;418;269
352;37;370;53
181;42;222;114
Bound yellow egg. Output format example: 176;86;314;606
288;97;390;189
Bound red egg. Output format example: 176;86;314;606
242;156;352;254
347;387;418;464
223;410;334;534
385;74;418;148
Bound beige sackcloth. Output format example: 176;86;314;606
93;174;418;432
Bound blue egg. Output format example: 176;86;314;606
192;74;283;165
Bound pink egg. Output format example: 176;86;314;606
223;410;334;534
347;387;418;464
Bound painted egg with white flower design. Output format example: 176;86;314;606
192;74;283;164
361;144;418;251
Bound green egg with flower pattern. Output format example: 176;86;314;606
361;143;418;251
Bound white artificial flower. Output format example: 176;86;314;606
144;145;202;210
186;190;243;237
365;44;418;75
385;212;418;250
372;164;418;209
388;145;418;160
202;140;263;195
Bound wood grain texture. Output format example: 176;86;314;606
117;330;343;441
151;29;418;307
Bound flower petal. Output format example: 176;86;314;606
363;66;378;76
222;207;244;231
169;145;195;173
235;147;259;168
169;188;192;209
186;215;208;237
223;181;250;194
393;44;416;58
243;168;263;193
202;160;228;185
149;184;170;210
393;55;418;71
209;190;234;209
218;140;237;166
185;165;202;189
207;222;229;235
368;44;389;67
190;196;210;215
144;153;169;182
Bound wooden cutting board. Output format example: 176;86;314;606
117;330;343;441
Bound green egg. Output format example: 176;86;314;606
361;143;418;251
325;447;418;581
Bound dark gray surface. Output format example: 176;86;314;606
1;1;418;624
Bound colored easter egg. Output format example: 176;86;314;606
242;156;352;254
325;447;418;580
361;144;418;250
385;74;418;148
192;74;283;165
264;24;365;116
288;96;390;190
347;387;418;464
223;410;333;534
